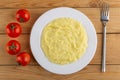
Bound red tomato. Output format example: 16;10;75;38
16;9;30;22
6;22;22;38
16;52;31;66
6;40;21;55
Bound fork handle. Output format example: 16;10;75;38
102;25;106;72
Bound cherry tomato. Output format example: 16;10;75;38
16;52;31;66
6;40;21;55
6;22;22;38
16;9;30;22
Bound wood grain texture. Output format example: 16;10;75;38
0;0;120;79
0;0;120;8
0;65;120;80
0;34;120;65
0;8;120;34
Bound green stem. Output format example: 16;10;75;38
10;24;16;32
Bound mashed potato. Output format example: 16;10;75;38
41;18;88;65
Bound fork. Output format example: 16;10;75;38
100;2;109;72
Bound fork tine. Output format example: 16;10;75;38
105;3;109;16
104;3;107;16
103;3;107;16
105;3;109;19
106;4;109;16
103;3;106;16
101;2;106;16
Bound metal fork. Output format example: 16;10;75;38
101;2;109;72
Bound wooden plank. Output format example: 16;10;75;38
0;0;120;8
0;65;120;80
0;8;120;34
0;34;120;65
91;34;120;64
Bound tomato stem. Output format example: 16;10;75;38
17;62;21;66
9;43;16;50
10;24;16;32
19;17;24;22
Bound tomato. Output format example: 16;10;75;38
16;52;31;66
6;40;21;55
6;22;22;38
16;9;30;22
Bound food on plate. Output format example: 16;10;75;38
6;40;21;55
6;22;22;38
41;18;88;65
16;9;30;22
16;52;31;66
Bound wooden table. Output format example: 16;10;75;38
0;0;120;80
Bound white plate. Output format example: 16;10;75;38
30;7;97;75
